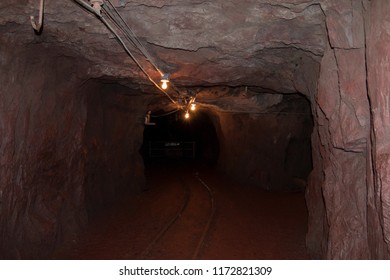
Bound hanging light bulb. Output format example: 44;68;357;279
161;74;169;90
162;81;168;90
190;102;196;111
185;111;190;119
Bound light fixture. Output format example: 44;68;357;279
185;111;190;119
161;74;169;90
190;102;196;111
90;0;103;14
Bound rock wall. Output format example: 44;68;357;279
307;0;390;259
366;0;390;259
84;83;146;216
212;109;313;191
308;0;370;259
0;43;146;259
0;44;89;259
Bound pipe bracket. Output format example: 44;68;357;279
30;0;44;33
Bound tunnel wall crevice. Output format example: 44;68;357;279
306;0;390;259
366;0;390;259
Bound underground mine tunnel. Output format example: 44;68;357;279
141;108;221;165
1;0;390;260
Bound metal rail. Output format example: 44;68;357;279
136;172;215;259
137;176;190;259
192;172;216;259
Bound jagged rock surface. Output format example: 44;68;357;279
1;0;326;90
0;44;146;259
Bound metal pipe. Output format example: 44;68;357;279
72;0;178;104
73;0;100;16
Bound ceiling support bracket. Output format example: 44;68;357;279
30;0;44;33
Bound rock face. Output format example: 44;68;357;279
209;94;313;192
306;0;390;259
307;0;372;259
0;43;89;258
366;0;390;258
83;82;146;216
1;0;390;259
1;0;326;90
0;42;146;258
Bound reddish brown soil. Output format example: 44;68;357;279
53;162;309;259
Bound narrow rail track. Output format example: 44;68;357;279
51;164;308;260
137;171;216;260
192;172;216;259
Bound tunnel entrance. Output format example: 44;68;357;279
140;92;313;193
117;92;312;259
141;109;220;166
50;86;314;260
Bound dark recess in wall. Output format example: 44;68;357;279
283;95;313;183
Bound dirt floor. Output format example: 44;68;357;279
53;161;309;259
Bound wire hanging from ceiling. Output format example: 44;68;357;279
103;1;161;74
72;0;182;105
150;109;182;118
102;0;185;98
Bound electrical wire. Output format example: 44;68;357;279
150;109;181;117
103;0;183;97
100;16;177;104
212;109;311;115
105;0;162;75
73;0;96;13
72;0;178;104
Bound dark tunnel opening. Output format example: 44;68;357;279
0;59;316;259
0;48;319;256
114;91;314;260
47;82;315;260
139;91;314;193
141;109;220;166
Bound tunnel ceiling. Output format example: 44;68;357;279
2;0;327;110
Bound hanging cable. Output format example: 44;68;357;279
101;16;177;104
102;0;184;97
73;0;96;13
104;0;162;75
72;0;178;104
150;109;181;118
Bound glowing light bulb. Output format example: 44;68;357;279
190;103;196;111
185;111;190;119
161;81;168;89
161;74;169;90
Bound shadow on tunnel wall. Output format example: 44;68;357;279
212;94;313;192
83;83;146;218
